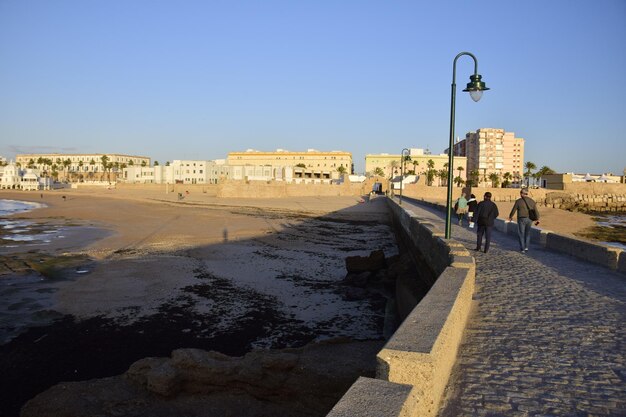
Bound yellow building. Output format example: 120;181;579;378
227;149;353;174
365;148;467;185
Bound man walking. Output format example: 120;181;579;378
509;188;540;252
474;192;499;253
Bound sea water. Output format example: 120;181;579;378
0;199;45;216
0;199;54;247
595;213;626;251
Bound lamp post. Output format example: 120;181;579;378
445;52;489;239
399;148;410;205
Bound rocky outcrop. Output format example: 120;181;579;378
21;339;384;417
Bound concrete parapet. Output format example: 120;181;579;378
545;233;621;270
326;377;412;417
376;267;475;417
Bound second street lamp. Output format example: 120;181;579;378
445;52;489;239
399;148;409;205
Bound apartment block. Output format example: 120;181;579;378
453;128;525;186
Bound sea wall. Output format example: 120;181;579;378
215;179;374;198
328;198;476;417
328;195;625;417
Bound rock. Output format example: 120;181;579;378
341;271;370;287
345;249;386;273
21;340;385;417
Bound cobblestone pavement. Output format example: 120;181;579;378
399;199;626;417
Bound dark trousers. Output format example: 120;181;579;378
476;225;493;252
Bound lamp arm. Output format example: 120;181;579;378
453;51;479;81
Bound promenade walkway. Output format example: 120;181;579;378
397;197;626;417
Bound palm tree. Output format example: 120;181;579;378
141;160;147;167
456;166;464;185
389;160;399;178
374;167;384;177
524;161;536;187
426;159;435;186
438;169;449;187
27;158;35;168
337;165;347;175
63;158;71;181
502;172;512;188
100;155;109;181
454;175;465;187
78;160;84;181
489;172;500;188
154;161;159;166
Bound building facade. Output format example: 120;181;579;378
452;128;525;187
15;153;151;181
0;163;53;190
227;149;353;175
365;148;468;185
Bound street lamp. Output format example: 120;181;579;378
445;52;489;239
399;148;410;205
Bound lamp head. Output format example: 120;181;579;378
463;73;489;102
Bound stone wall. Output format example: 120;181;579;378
215;179;372;198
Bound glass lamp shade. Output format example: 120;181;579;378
463;73;489;102
469;90;483;102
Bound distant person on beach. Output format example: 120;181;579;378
467;194;478;228
509;188;540;253
474;192;499;253
454;194;468;225
62;195;66;201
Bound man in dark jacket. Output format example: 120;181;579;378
474;192;499;253
509;188;540;252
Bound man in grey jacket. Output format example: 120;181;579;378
509;188;540;252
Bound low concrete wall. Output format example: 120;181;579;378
401;184;626;212
420;198;625;273
328;198;476;417
216;179;371;198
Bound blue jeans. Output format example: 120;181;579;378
517;217;533;250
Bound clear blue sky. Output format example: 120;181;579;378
1;0;625;175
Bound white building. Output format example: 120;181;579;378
0;163;53;190
15;153;151;181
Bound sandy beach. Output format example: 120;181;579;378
1;188;399;416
